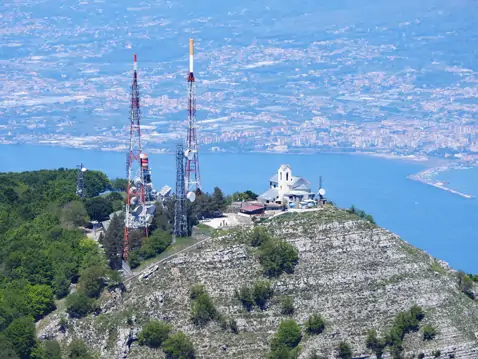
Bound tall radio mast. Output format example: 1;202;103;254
185;38;201;199
124;54;147;262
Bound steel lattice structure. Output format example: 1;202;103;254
185;38;202;193
76;162;85;198
174;144;188;238
124;54;147;261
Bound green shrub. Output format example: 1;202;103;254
68;339;94;359
410;305;425;321
305;313;325;335
259;241;299;277
253;281;274;310
365;329;385;358
236;285;254;311
128;251;141;269
338;341;352;359
138;320;171;348
162;332;195;359
66;292;93;318
281;296;294;315
458;271;475;299
423;324;437;340
249;226;271;247
190;284;206;300
42;339;62;359
433;350;441;357
4;316;36;359
271;319;302;351
191;293;217;326
229;318;238;334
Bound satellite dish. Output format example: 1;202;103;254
132;205;143;216
146;215;154;224
130;186;137;194
130;196;138;205
81;167;87;172
186;191;196;202
289;202;295;208
134;177;143;185
307;202;314;208
319;188;326;196
184;149;194;160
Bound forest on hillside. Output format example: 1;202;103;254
0;169;228;358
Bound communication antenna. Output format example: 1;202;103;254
76;163;87;198
185;38;202;198
174;144;188;239
124;53;148;263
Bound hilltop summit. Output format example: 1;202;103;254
39;205;478;358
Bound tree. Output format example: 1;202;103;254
105;192;124;202
162;332;195;359
83;171;111;197
27;284;56;320
138;320;172;348
103;214;124;270
249;226;271;247
78;264;107;298
66;293;93;318
211;187;226;212
42;340;62;359
84;197;113;221
0;334;20;359
4;316;36;359
110;178;128;191
253;281;274;310
60;201;89;228
259;241;299;277
338;341;352;359
191;293;218;326
68;339;94;359
271;319;302;351
305;313;325;335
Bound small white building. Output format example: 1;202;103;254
258;165;315;206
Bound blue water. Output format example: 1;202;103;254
0;144;477;273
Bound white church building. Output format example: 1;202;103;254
258;165;315;206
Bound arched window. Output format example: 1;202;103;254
280;172;282;181
286;172;289;181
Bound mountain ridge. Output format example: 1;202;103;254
38;206;478;358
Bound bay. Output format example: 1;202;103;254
0;144;477;273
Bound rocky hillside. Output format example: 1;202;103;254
38;205;478;358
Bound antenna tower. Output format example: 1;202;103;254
124;54;147;261
185;38;202;194
174;144;188;238
76;162;86;198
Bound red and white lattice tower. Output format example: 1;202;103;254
185;38;202;196
124;54;147;261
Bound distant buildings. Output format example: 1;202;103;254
258;165;315;206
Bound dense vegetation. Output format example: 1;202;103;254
346;205;376;225
0;169;111;358
365;305;426;358
138;320;195;358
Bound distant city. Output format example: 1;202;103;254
1;0;477;166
